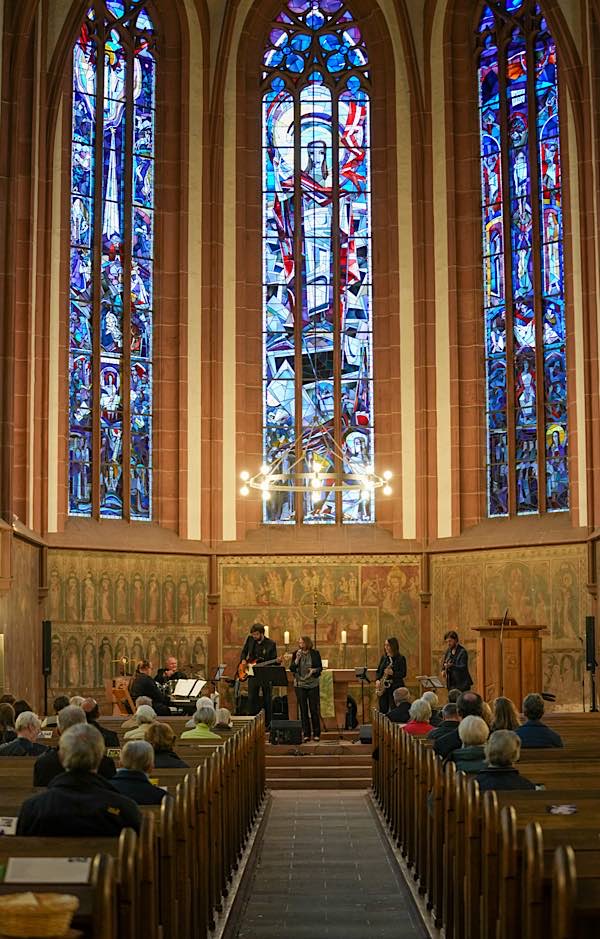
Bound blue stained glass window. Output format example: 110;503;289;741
478;2;568;517
69;1;155;520
262;2;373;524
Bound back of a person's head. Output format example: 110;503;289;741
196;696;213;710
0;694;16;705
215;708;232;728
121;740;154;774
57;705;87;734
59;723;105;773
13;700;33;719
136;659;151;674
409;699;432;723
393;687;410;705
485;729;521;767
441;703;458;720
82;698;100;721
448;689;460;703
69;695;85;708
146;722;176;752
15;710;41;734
53;695;70;714
458;715;490;747
422;691;439;709
136;705;157;725
0;702;15;728
457;692;483;719
194;705;216;727
523;692;544;721
492;696;520;731
134;695;152;708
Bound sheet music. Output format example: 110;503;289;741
5;857;92;884
173;678;197;697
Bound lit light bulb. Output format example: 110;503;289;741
240;470;250;482
311;477;321;490
260;463;270;476
262;489;271;501
260;480;270;492
383;485;392;496
240;485;250;497
383;470;393;481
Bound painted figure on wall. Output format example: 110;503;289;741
553;564;578;641
99;637;112;680
147;573;159;623
178;638;190;666
131;636;144;664
82;639;96;686
115;573;128;621
193;580;205;623
132;574;145;624
178;577;190;624
163;575;175;622
66;573;80;622
66;638;80;687
147;638;159;671
48;569;62;620
83;571;96;622
115;636;129;669
100;574;112;622
50;637;62;686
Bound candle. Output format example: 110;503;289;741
264;625;269;638
284;630;290;646
341;630;347;645
362;623;369;645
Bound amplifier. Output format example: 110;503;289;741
269;719;303;745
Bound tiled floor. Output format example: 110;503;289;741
227;790;429;938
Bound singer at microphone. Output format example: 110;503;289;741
289;636;323;743
442;630;473;692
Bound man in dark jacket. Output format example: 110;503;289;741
111;740;167;805
82;698;119;747
515;693;563;749
434;692;483;759
442;630;473;692
239;624;279;728
387;687;412;723
0;711;48;757
130;660;171;715
475;729;537;792
34;705;116;787
427;702;460;739
17;724;140;836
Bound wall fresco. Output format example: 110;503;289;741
431;544;588;709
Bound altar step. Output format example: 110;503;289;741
266;747;373;790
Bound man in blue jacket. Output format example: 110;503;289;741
515;693;563;748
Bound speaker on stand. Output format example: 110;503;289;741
42;620;52;716
585;616;597;713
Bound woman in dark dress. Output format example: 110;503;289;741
375;637;407;715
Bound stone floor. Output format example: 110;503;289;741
225;790;429;939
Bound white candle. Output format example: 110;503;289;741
284;630;290;646
264;625;269;638
341;630;347;645
362;624;369;645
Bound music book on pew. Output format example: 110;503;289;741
0;816;17;835
4;857;91;884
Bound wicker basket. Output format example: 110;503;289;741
0;892;79;937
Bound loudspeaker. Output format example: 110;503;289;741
269;719;302;746
42;620;52;676
358;723;372;744
586;616;596;672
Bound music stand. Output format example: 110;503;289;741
355;667;370;724
210;664;227;708
252;665;289;723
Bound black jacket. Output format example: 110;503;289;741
289;648;323;679
442;643;473;691
515;720;564;749
0;737;48;757
111;769;167;805
153;749;189;769
475;766;537;792
387;701;411;723
240;636;278;665
434;727;461;760
17;771;141;836
88;719;119;749
33;747;116;787
375;653;407;689
129;673;170;711
428;719;460;740
154;668;187;686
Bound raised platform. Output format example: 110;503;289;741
266;732;373;790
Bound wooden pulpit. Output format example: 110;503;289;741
472;620;546;703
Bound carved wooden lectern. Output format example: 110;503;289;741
472;619;546;703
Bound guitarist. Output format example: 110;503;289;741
239;623;279;729
375;637;407;715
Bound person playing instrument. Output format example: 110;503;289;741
441;630;473;692
154;656;186;687
375;637;407;715
289;636;323;742
239;624;279;729
130;660;171;716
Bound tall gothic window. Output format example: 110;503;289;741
261;0;374;524
69;1;155;520
478;1;568;517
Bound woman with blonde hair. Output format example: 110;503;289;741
146;722;189;768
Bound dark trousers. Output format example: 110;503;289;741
378;684;402;715
295;686;321;739
247;677;272;727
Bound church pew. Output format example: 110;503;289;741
552;845;600;939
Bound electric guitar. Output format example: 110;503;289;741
236;653;290;682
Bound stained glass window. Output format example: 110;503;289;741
262;0;374;524
69;1;155;520
478;2;568;517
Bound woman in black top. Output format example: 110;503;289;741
375;637;407;714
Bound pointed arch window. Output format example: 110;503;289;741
69;1;155;520
478;1;568;517
261;0;374;524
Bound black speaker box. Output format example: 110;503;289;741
586;616;596;672
269;719;302;745
42;620;52;676
358;723;372;744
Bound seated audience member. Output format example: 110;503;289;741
17;724;141;836
490;696;521;733
434;692;484;759
82;698;119;747
185;696;216;729
121;696;152;731
123;704;157;741
34;705;116;787
13;699;34;719
0;703;16;744
448;689;460;704
111;741;167;805
515;693;563;748
475;730;536;792
402;699;434;736
214;708;234;730
427;703;460;740
0;693;16;705
387;687;412;724
0;711;47;756
41;695;70;728
69;695;85;708
146;722;189;768
449;715;489;774
422;691;442;726
181;704;220;740
129;660;171;716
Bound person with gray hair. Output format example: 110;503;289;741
69;695;85;707
111;740;167;805
33;706;116;787
387;687;412;724
181;704;220;739
17;724;141;837
448;715;489;775
121;695;153;731
123;704;157;740
0;710;47;757
475;730;536;792
421;690;442;726
214;708;233;730
184;696;215;728
402;699;434;736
